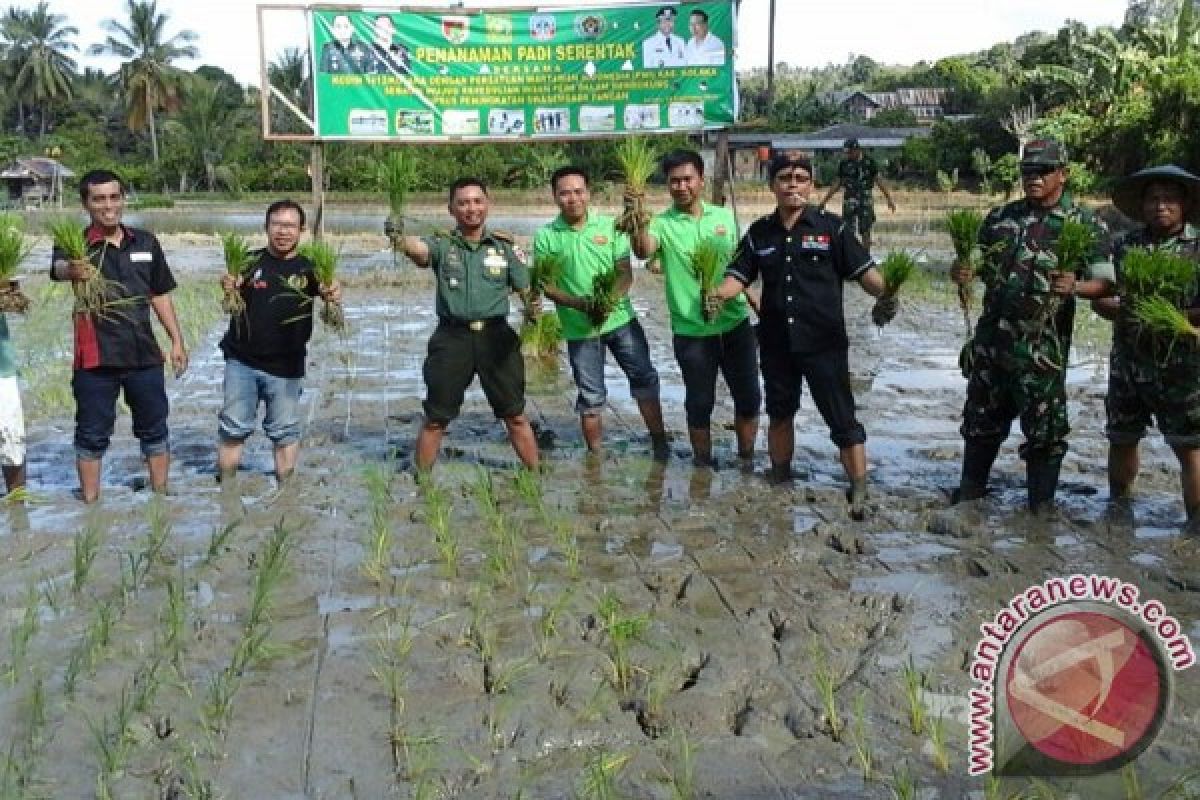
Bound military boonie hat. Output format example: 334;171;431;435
656;6;676;19
1112;164;1200;225
1021;138;1068;167
844;137;860;149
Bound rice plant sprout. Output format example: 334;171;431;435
219;231;252;315
1121;248;1197;301
382;150;416;265
0;213;32;313
946;209;984;336
521;254;565;356
690;238;727;322
873;251;919;326
299;240;346;331
50;217;123;317
615;136;657;235
1030;219;1096;370
589;268;619;328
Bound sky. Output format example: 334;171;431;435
40;0;1131;88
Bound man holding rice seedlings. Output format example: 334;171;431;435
818;138;896;254
632;149;761;467
1090;165;1200;529
394;177;540;471
0;313;24;496
534;166;668;457
710;153;894;516
50;169;188;503
949;140;1115;514
216;200;341;486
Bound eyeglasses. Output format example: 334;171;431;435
1020;164;1058;177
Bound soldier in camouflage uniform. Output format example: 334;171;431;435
950;139;1116;513
819;138;896;252
396;177;540;472
1091;165;1200;527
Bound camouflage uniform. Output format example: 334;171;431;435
960;193;1113;462
1106;224;1200;447
837;156;880;238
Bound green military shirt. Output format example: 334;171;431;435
647;202;747;337
0;315;15;378
533;212;634;341
425;228;530;321
838;156;879;208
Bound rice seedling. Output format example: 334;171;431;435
946;208;984;336
362;465;394;586
1122;763;1142;800
983;774;1028;800
1121;247;1198;302
533;587;573;662
615;136;657;234
874;250;920;326
246;519;294;631
1133;295;1200;341
381;150;416;263
889;764;917;800
928;712;950;773
64;647;85;698
86;600;117;671
160;575;187;666
25;670;46;752
849;691;874;781
72;519;104;594
486;656;534;695
1054;218;1097;275
202;668;240;736
49;218;125;318
1158;769;1200;799
5;585;40;685
520;309;562;359
423;482;458;578
371;615;416;714
659;728;696;800
204;520;240;565
1027;779;1066;799
142;497;173;571
219;231;253;315
597;590;650;696
589;268;620;327
690;238;727;322
530;253;565;295
579;749;630;800
513;465;546;517
131;658;164;714
901;655;927;735
299;240;346;331
551;515;580;580
808;639;843;742
0;217;33;314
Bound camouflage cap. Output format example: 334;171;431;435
1112;164;1200;225
844;137;860;149
1021;139;1068;167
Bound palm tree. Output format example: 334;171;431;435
166;78;247;191
4;2;79;137
267;47;311;134
89;0;198;163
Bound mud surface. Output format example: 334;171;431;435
2;247;1199;799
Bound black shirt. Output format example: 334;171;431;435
51;224;177;370
220;250;319;379
727;207;872;354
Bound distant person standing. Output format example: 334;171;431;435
642;7;686;69
0;312;25;497
684;9;725;66
819;137;897;252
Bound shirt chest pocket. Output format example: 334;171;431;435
441;252;467;291
481;250;510;285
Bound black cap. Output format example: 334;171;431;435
768;153;813;181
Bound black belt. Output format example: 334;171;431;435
440;315;506;331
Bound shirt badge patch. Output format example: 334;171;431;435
592;234;609;246
130;252;153;262
713;225;728;237
800;234;831;251
286;274;309;291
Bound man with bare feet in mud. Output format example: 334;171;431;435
393;177;541;472
50;169;188;504
950;139;1114;515
709;153;895;518
533;166;668;458
1091;165;1200;532
216;200;341;487
632;149;761;468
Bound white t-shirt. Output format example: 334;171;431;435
685;34;725;66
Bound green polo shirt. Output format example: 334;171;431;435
648;202;747;337
425;228;530;321
534;212;635;341
0;316;15;379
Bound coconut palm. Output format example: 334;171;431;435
2;2;78;136
166;79;247;191
89;0;198;164
267;47;311;134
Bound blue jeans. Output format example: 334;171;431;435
73;366;169;460
567;319;660;414
218;357;303;446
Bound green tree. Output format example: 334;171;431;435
2;2;78;137
89;0;198;164
163;78;247;191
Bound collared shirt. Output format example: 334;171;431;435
533;212;634;341
319;41;368;74
50;224;177;370
684;33;726;66
367;42;410;75
728;206;873;354
425;228;529;321
647;202;746;337
642;31;686;68
220;249;319;379
0;315;14;378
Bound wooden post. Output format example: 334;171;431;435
310;142;325;241
712;129;731;206
766;0;777;113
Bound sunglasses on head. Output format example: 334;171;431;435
1020;163;1059;177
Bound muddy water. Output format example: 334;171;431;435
1;245;1198;799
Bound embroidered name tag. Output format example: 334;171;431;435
130;252;153;262
754;246;777;256
483;249;509;276
800;235;831;251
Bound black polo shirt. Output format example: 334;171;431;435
727;207;872;354
51;224;177;370
220;249;319;379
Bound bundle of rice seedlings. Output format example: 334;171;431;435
589;268;619;327
946;209;984;336
0;216;33;313
50;218;121;317
520;312;562;359
530;253;564;296
220;232;252;315
614;136;657;235
1120;247;1197;302
1053;219;1096;275
300;240;346;331
381;150;416;262
872;251;920;326
1132;295;1199;340
691;238;727;322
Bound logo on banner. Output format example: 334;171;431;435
484;14;512;43
441;16;469;44
574;14;606;39
530;14;556;41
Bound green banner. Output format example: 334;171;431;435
310;2;736;140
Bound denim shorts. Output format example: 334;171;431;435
73;366;169;460
566;318;660;414
671;318;762;428
218;357;304;446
